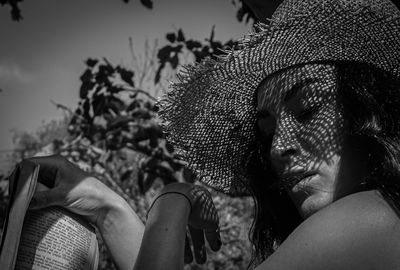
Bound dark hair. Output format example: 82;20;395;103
247;61;400;267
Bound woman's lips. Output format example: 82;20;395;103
281;171;317;190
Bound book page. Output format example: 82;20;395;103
15;206;98;270
0;162;40;270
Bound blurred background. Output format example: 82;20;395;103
0;0;272;268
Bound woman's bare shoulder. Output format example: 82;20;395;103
257;190;400;270
321;190;400;227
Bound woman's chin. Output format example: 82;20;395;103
292;192;334;219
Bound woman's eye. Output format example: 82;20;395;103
296;106;320;121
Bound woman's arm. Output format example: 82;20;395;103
133;183;221;270
132;188;400;270
28;157;219;270
27;156;145;270
96;196;145;270
134;194;190;270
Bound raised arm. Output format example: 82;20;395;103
27;156;220;270
133;183;221;270
27;155;144;270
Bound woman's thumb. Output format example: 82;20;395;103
29;188;64;210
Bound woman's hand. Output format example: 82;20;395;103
27;155;124;227
25;155;145;270
148;182;222;264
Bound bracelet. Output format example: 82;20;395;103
146;191;193;220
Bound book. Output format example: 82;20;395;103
0;160;99;270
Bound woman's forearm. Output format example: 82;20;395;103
98;197;145;270
134;194;191;270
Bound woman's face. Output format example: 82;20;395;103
256;64;363;218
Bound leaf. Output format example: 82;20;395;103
92;95;106;116
157;45;174;61
82;98;91;121
107;115;135;130
201;46;210;54
85;58;98;68
211;41;223;52
186;40;202;51
132;122;163;141
156;162;176;183
209;25;215;42
138;169;145;193
144;101;154;111
79;81;95;99
145;156;159;169
120;169;133;182
141;172;157;193
155;62;165;84
169;160;183;171
126;100;140;111
170;54;179;69
108;86;123;94
236;1;257;24
119;68;135;87
140;0;153;9
11;9;22;21
8;1;22;21
93;116;108;128
131;108;152;119
149;135;158;148
107;96;125;114
166;32;176;43
98;64;114;77
80;69;92;83
177;29;185;42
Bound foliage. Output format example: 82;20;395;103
11;117;70;159
197;192;254;270
0;15;257;266
69;58;194;191
155;26;239;83
0;0;23;20
57;57;253;269
231;0;257;24
0;1;259;268
1;54;253;269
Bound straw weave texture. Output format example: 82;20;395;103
158;0;400;195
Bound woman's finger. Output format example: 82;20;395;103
29;187;65;209
184;234;193;264
189;225;206;264
25;155;61;187
204;228;222;252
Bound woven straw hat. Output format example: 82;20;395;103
158;0;400;196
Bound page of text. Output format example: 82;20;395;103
15;207;98;270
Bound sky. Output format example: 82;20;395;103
0;0;251;169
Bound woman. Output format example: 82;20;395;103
27;0;400;269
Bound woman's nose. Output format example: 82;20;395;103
269;116;299;169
